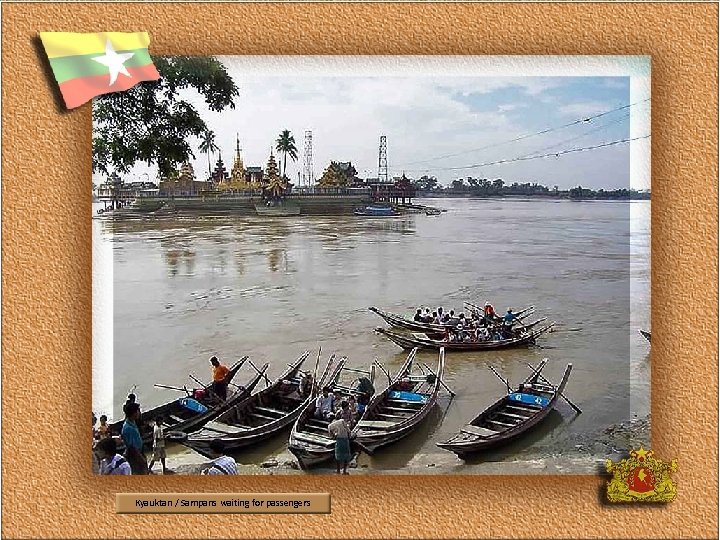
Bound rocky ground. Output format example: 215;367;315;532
569;413;651;457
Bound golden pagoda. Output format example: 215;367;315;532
228;134;249;190
263;149;287;199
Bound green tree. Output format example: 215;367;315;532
93;56;239;178
198;130;219;180
275;130;298;178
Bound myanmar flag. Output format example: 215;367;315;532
39;32;160;109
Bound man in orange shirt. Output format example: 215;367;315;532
210;356;230;401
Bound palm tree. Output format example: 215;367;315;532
198;130;219;180
275;130;298;179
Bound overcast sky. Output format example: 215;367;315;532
99;57;651;190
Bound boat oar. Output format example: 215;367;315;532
523;361;582;415
421;362;456;398
154;383;190;395
372;358;392;386
487;364;512;393
247;358;272;388
311;347;322;395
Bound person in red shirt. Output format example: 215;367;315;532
210;356;230;400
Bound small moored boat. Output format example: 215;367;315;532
110;357;265;451
437;359;573;457
375;323;554;352
183;351;320;457
353;205;399;217
353;347;445;455
288;361;378;469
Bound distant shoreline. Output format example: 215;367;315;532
417;192;651;201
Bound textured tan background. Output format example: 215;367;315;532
2;3;718;539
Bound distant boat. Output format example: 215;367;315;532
353;205;399;217
639;330;651;343
254;202;301;216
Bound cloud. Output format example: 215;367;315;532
100;61;644;190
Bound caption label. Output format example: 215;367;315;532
116;493;331;514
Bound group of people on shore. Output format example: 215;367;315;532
93;356;240;476
414;302;523;342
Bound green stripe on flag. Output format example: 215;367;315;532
48;48;154;84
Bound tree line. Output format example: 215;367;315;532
413;175;650;200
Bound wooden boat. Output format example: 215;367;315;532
425;208;442;216
353;347;445;454
639;330;651;343
183;351;319;457
288;361;379;469
437;360;573;457
353;205;399;217
375;322;554;351
369;305;534;334
110;357;266;450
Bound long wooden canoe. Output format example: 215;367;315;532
375;323;554;351
353;347;445;455
183;351;323;457
368;305;534;334
110;357;266;450
288;361;378;469
436;361;573;457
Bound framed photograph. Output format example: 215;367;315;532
3;3;717;539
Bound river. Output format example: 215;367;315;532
92;197;650;474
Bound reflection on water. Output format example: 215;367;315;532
94;198;650;473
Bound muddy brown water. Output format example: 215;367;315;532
93;197;650;473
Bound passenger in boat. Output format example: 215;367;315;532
97;415;110;440
121;403;148;475
431;311;440;324
201;439;238;475
339;400;354;426
347;395;358;420
147;416;168;475
423;308;433;323
328;410;352;475
210;356;230;401
447;310;458;325
437;307;445;323
477;327;491;342
314;387;336;420
299;372;314;397
92;413;98;439
97;437;132;475
413;309;424;322
503;308;517;328
484;302;497;324
397;376;414;391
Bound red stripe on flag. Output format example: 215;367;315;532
58;64;160;109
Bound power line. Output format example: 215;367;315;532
396;98;649;167
404;135;650;174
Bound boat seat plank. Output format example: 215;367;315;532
248;412;278;422
460;425;499;438
382;406;418;412
488;419;516;427
293;432;335;446
254;406;285;416
202;421;251;434
507;405;540;413
167;415;185;424
377;412;410;419
356;420;397;430
497;411;530;420
386;399;424;406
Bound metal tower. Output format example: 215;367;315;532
378;135;388;183
302;130;314;187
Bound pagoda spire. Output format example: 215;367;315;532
230;133;246;186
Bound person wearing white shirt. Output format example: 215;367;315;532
97;437;132;475
201;439;238;475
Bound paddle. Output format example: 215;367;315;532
373;358;393;386
311;347;322;395
523;361;582;415
487;364;512;393
421;362;456;397
154;383;190;395
247;358;272;388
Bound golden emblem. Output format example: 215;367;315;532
605;447;678;503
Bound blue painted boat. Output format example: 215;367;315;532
353;205;399;217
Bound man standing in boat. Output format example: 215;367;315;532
503;308;518;337
210;356;230;401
